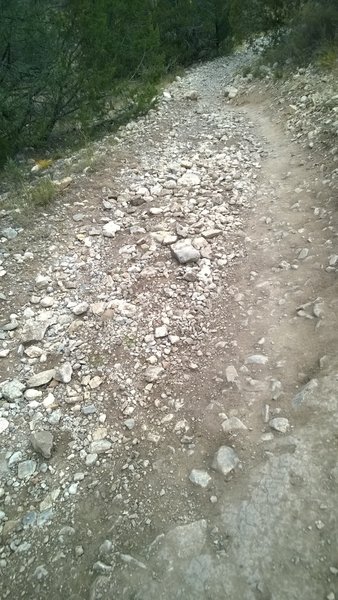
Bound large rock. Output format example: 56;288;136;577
89;440;112;454
170;240;200;265
178;172;201;187
145;365;164;383
189;469;211;488
54;362;73;384
26;369;55;388
102;221;121;237
211;446;239;476
30;431;54;459
1;379;25;401
21;313;55;344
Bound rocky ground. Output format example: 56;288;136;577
0;48;338;599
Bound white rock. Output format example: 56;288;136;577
72;302;89;316
189;469;211;488
145;365;164;383
178;172;201;187
102;221;121;238
26;369;55;388
54;362;73;384
155;325;168;339
246;354;269;365
0;418;9;434
222;417;247;432
225;365;238;383
170;240;200;264
211;446;240;476
269;417;290;434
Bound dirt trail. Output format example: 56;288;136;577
0;52;338;599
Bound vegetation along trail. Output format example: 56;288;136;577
1;47;338;599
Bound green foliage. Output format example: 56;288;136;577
263;0;338;67
155;0;232;68
229;0;301;42
2;0;336;187
24;179;57;208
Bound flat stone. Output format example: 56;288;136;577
178;172;201;187
89;440;112;454
89;376;103;389
82;404;96;415
155;325;168;339
170;240;200;264
0;418;9;434
298;248;309;260
225;365;238;383
26;369;55;388
157;519;207;561
269;417;290;433
30;431;54;459
24;345;43;358
18;460;37;480
54;362;73;384
201;229;222;239
211;446;240;476
189;469;211;488
24;389;43;400
21;318;53;343
102;221;121;237
1;379;25;401
1;320;18;331
222;417;247;432
246;354;269;365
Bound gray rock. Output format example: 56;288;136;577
246;354;269;365
26;369;55;387
221;417;247;432
225;365;238;383
170;240;200;264
85;453;98;466
35;275;51;290
1;379;25;401
89;440;112;454
82;404;96;415
185;90;199;101
224;86;238;99
30;431;54;459
1;227;18;240
18;460;37;479
211;446;240;476
72;302;89;316
21;318;52;343
178;172;201;187
157;519;207;561
145;365;164;383
54;362;73;383
189;469;211;488
298;248;309;260
269;417;290;434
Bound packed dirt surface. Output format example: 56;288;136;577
1;50;338;599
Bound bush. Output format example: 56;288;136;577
263;0;338;67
